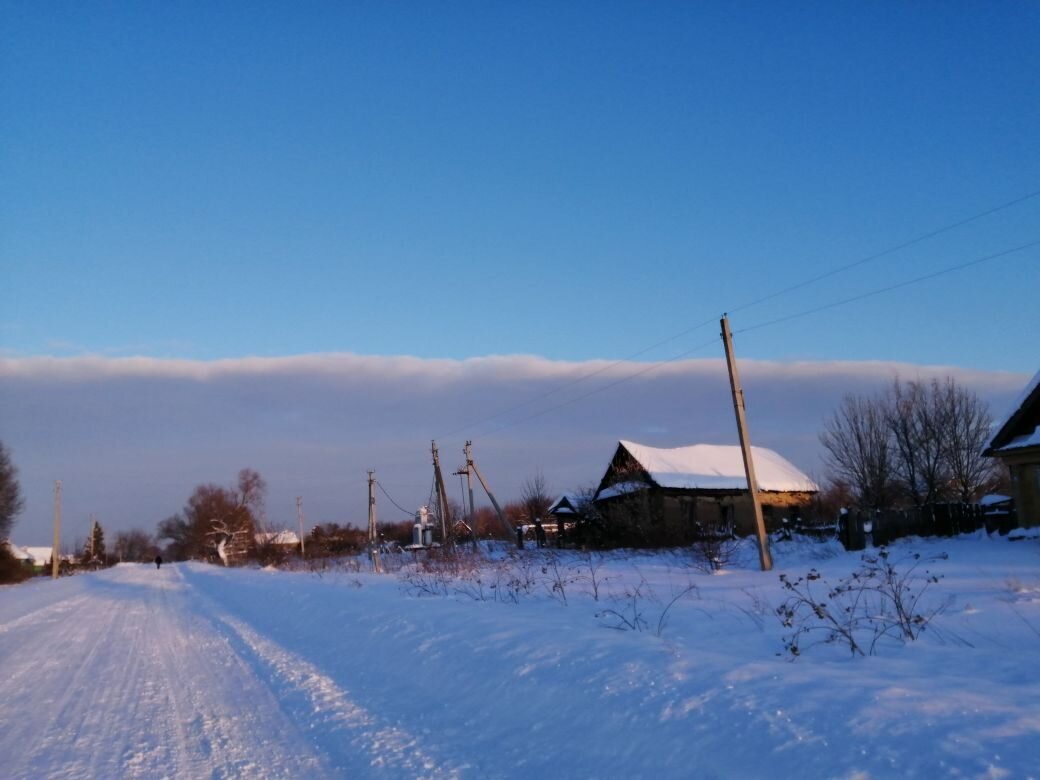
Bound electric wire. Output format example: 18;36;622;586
727;187;1040;316
375;480;416;518
435;187;1040;440
734;238;1040;336
478;238;1039;437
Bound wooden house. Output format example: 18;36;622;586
593;440;818;544
985;370;1040;527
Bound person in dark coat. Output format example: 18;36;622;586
534;518;547;548
154;555;162;569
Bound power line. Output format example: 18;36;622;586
735;238;1040;336
728;187;1040;316
375;481;415;518
481;237;1038;437
436;187;1040;440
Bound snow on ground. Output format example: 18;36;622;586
1;534;1039;779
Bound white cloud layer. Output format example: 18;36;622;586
0;353;1028;545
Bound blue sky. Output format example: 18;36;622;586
2;3;1039;542
2;1;1037;370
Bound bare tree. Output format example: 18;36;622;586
820;394;894;510
157;469;266;563
113;529;161;562
885;379;949;506
940;378;998;502
823;377;999;511
520;470;553;524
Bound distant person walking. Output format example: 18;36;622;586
154;555;162;570
535;518;546;548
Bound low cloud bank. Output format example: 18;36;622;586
0;353;1027;544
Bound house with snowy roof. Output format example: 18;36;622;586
985;369;1040;527
592;440;818;545
547;494;580;518
2;542;35;570
255;530;301;549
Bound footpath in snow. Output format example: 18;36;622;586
1;533;1039;779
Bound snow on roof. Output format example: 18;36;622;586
995;426;1040;453
22;546;53;564
617;440;819;493
256;530;300;546
989;369;1040;453
547;494;579;514
979;494;1012;507
3;542;32;560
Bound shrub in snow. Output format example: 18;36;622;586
776;547;947;657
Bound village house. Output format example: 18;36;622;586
255;530;301;551
985;370;1040;527
593;440;818;546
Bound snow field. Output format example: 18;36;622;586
1;533;1038;778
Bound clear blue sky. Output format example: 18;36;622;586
2;1;1038;371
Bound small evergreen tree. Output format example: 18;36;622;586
84;520;107;566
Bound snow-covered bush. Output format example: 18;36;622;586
776;547;947;657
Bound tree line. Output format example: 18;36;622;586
819;376;1002;511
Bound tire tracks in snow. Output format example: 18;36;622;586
194;602;459;778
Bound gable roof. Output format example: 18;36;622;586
23;546;54;564
2;542;32;560
606;440;818;494
547;494;579;515
255;530;300;546
986;369;1040;454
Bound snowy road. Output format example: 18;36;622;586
0;565;450;779
3;540;1040;779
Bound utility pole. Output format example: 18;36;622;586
465;441;511;540
367;471;377;545
464;443;476;550
52;481;62;579
296;496;306;557
720;314;773;572
431;442;451;545
454;444;479;550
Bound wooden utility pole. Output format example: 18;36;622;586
453;444;479;550
464;443;477;549
465;441;511;539
367;471;377;544
296;496;306;557
431;441;451;544
52;481;62;579
720;314;773;572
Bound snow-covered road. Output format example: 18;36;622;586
2;538;1040;779
0;565;450;779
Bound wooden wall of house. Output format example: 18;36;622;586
596;488;816;546
1005;452;1040;528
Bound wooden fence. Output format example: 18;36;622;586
835;502;1018;551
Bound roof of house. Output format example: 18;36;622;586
2;542;32;560
255;530;300;546
547;494;579;514
22;546;53;564
987;369;1040;454
603;440;819;494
